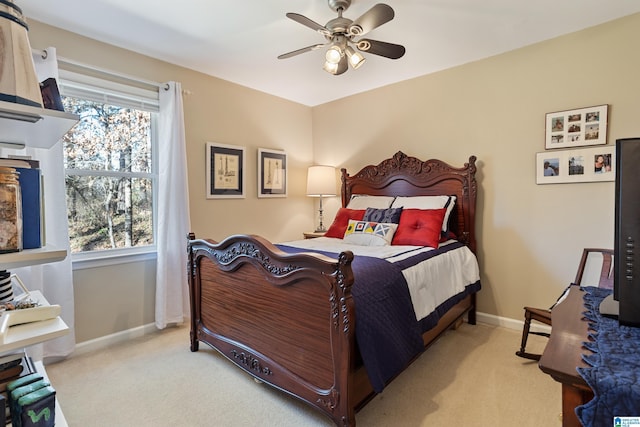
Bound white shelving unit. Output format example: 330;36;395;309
0;100;78;149
1;317;68;354
0;96;77;355
1;99;77;426
0;290;68;355
0;247;67;270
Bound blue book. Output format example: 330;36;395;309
15;167;42;250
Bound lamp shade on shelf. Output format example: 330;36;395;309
0;0;44;107
306;165;336;196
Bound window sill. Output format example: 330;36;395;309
71;248;157;270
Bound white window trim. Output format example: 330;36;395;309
72;247;157;270
65;169;154;179
60;68;160;263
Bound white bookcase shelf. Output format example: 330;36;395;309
0;100;78;148
0;315;69;356
0;316;68;353
0;291;69;356
0;249;70;356
0;247;67;270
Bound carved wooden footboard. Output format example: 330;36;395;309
187;233;359;426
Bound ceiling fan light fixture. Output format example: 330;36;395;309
323;60;339;74
345;46;365;69
325;44;343;64
279;1;405;75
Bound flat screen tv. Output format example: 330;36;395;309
601;138;640;326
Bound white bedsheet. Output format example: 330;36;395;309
281;237;480;321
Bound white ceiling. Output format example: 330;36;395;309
20;0;640;106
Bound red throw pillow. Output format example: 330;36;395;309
324;208;366;238
392;208;447;247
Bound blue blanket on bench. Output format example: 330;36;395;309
576;286;640;426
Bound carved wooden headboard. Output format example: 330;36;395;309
340;151;478;253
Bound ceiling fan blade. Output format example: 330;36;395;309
356;39;406;59
286;13;331;36
278;44;326;60
349;4;394;36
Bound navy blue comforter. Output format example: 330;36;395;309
278;242;480;392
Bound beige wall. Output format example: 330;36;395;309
72;260;156;341
25;13;640;342
28;21;315;342
312;13;640;321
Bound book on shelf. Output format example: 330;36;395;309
0;157;42;249
40;77;65;112
0;352;24;372
0;354;37;421
0;364;23;383
0;354;35;393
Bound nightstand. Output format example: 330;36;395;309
303;231;326;239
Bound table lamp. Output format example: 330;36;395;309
306;165;336;232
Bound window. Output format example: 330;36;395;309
59;70;159;259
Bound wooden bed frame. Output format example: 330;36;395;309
187;151;478;426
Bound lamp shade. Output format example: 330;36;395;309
306;165;336;196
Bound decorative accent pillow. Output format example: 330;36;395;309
391;208;447;247
343;220;398;246
391;195;456;234
362;207;403;224
324;208;366;238
346;195;396;210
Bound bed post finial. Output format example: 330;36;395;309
393;151;407;162
467;155;477;171
388;151;409;170
340;167;349;207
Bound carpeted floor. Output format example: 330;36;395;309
45;322;561;426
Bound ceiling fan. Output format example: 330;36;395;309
278;0;406;75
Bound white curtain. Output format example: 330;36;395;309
8;47;76;360
155;81;191;329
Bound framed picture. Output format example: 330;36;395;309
206;142;245;198
545;104;608;149
536;145;615;184
258;148;287;198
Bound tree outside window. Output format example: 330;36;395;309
62;97;155;253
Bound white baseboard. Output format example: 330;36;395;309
70;312;550;357
73;322;159;357
476;311;551;335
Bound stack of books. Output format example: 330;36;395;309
0;352;37;424
6;371;55;427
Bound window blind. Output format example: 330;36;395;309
58;69;160;112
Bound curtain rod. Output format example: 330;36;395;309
32;48;167;90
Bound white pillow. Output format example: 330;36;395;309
391;195;456;233
343;220;398;246
346;195;395;210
